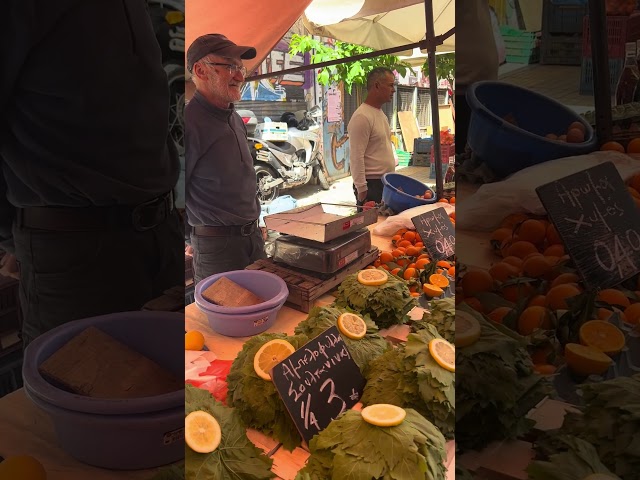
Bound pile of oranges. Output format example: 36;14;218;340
601;138;640;158
369;226;455;298
457;199;640;378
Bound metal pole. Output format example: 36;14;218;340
424;0;443;198
589;0;611;144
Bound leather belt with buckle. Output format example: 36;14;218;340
193;221;258;237
16;191;175;232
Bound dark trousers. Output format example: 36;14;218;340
190;229;266;285
14;209;184;347
455;93;471;155
353;178;385;205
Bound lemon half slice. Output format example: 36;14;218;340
455;311;481;348
361;404;406;427
253;339;295;381
357;269;388;286
429;338;455;372
185;410;222;453
337;313;367;340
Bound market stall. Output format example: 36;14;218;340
184;192;459;479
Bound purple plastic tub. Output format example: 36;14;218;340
22;311;184;470
195;270;289;337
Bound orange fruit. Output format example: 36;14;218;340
628;186;640;199
543;244;565;257
402;231;416;242
403;267;418;280
501;282;533;302
502;256;524;271
500;213;530;229
522;255;553;278
579;320;626;356
490;227;514;245
395;228;408;236
380;264;391;271
414;242;424;249
447;266;455;277
600;141;625;153
545;283;581;310
390;267;401;276
423;283;444;297
397;240;412;249
507;240;540;259
436;260;451;269
415;258;430;269
623;302;640;324
518;306;554;335
528;294;547;307
438;198;449;203
516;219;547;245
405;246;421;257
429;273;450;288
487;306;513;324
626;137;640;153
597;308;627;323
488;262;519;283
392;235;402;243
564;343;613;377
550;272;580;289
461;270;494;296
545;223;563;245
391;249;404;258
531;344;554;365
630;173;640;192
533;364;557;376
597;288;630;308
462;297;484;313
449;197;456;204
379;251;394;264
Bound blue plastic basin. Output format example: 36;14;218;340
22;311;184;470
381;173;437;213
195;270;288;337
466;81;597;177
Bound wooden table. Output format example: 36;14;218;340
0;389;165;479
185;217;456;480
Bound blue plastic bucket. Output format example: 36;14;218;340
22;311;184;470
466;81;597;177
381;173;437;213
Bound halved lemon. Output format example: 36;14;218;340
455;311;481;348
337;312;367;340
361;404;406;427
579;320;626;356
253;339;296;381
429;338;455;372
357;269;388;286
564;343;613;377
185;410;222;453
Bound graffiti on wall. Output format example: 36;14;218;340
241;32;311;101
322;86;350;180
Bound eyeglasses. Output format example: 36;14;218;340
203;62;247;77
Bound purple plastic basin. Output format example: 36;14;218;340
195;270;289;313
195;270;289;337
22;311;184;470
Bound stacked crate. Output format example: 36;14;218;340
411;138;433;167
580;13;640;94
501;26;540;64
540;0;587;65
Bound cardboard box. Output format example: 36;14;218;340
264;203;377;243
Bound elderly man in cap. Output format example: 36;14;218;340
185;34;266;284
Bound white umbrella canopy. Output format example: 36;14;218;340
302;0;455;56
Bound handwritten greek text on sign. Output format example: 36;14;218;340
271;326;366;443
411;206;455;261
536;162;640;290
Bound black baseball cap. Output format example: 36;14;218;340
187;34;256;72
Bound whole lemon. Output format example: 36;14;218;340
0;455;47;480
185;330;205;351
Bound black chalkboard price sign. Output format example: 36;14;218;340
536;161;640;290
271;326;366;444
411;206;455;261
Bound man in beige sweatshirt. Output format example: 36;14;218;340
347;67;397;205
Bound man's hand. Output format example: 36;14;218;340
357;189;368;202
0;254;19;280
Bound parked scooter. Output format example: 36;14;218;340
248;106;330;203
